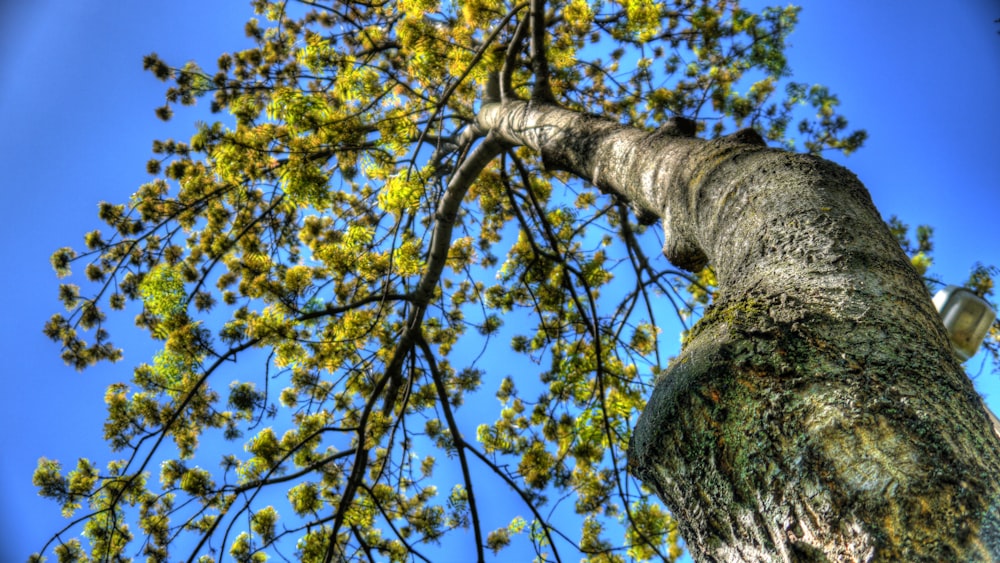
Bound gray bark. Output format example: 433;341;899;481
476;100;1000;561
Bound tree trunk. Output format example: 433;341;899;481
476;100;1000;561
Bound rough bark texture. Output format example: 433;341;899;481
477;100;1000;561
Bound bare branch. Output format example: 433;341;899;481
415;332;485;563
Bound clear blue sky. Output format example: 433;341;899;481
1;1;997;561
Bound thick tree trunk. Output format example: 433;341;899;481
477;100;1000;561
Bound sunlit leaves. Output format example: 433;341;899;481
179;466;215;496
579;516;617;561
38;0;890;561
229;381;266;415
626;499;680;561
288;482;323;516
229;531;267;563
563;0;594;35
139;263;187;321
246;427;282;465
967;263;997;299
459;0;503;28
486;526;512;553
687;266;716;306
888;215;940;287
49;539;86;563
150;348;192;391
795;84;869;155
334;62;382;106
50;247;76;278
911;252;932;276
33;458;151;560
277;167;331;214
392;238;425;276
622;0;661;42
251;506;280;544
378;170;429;215
297;34;335;75
32;458;99;518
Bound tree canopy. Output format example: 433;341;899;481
36;1;997;561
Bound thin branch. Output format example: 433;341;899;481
359;482;433;563
321;369;396;563
501;15;530;101
463;445;565;562
321;133;505;563
415;331;485;563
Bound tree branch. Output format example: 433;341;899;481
529;0;555;102
415;332;485;563
501;15;530;101
320;134;505;562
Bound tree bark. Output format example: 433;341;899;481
476;100;1000;561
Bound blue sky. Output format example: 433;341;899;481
1;1;997;561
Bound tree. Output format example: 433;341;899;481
36;1;1000;561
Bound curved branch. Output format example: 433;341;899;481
384;131;507;450
359;482;433;563
462;446;565;562
501;15;530;101
321;135;505;562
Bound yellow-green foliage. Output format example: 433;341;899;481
34;1;903;562
139;263;187;321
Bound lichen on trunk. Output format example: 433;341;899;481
476;99;1000;561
